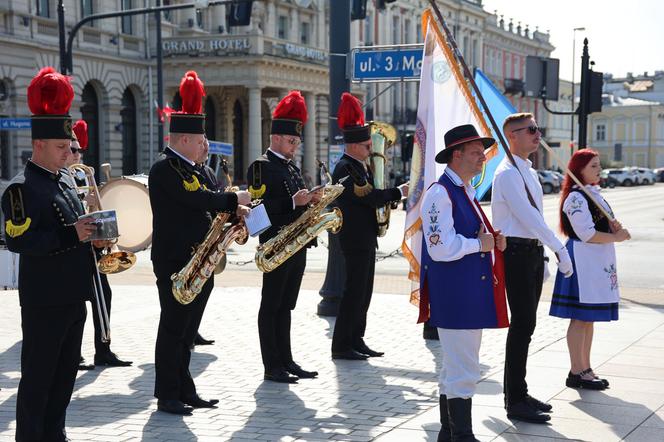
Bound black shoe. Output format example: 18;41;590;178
355;344;384;357
94;352;132;367
506;401;551;424
525;394;553;413
157;399;193;415
423;323;440;340
181;394;219;408
78;357;95;371
264;368;298;384
447;397;479;441
438;395;452;442
587;368;610;387
566;371;606;390
285;362;318;379
194;333;215;346
332;349;369;360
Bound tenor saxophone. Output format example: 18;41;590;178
255;183;344;273
172;212;249;305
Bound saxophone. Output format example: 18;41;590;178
171;161;249;305
255;183;344;273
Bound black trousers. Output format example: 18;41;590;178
90;272;112;356
503;241;545;406
16;302;86;442
331;249;376;353
258;248;306;372
153;261;213;400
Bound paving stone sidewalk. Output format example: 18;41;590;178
1;286;663;441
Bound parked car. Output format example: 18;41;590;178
537;170;560;194
654;168;664;182
632;167;657;185
550;170;565;185
605;168;639;186
599;170;617;188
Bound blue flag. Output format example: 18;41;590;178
471;69;516;200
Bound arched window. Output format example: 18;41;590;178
121;88;138;174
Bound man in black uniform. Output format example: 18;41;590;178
331;93;408;360
67;119;133;369
2;67;98;442
247;90;322;383
149;71;251;415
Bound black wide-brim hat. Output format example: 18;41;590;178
435;124;495;163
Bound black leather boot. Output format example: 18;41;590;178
438;395;452;442
447;397;479;442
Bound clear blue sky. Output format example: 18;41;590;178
481;0;664;81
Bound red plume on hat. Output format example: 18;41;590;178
337;92;365;129
273;90;308;124
72;120;88;150
179;70;205;114
27;67;74;115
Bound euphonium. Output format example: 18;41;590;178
369;121;398;237
255;183;344;273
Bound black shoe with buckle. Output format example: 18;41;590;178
525;394;553;413
506;401;551;424
587;368;610;387
566;371;606;390
285;362;318;379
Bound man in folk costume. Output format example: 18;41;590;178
330;93;407;360
246;91;323;383
68;119;133;370
2;67;99;441
149;71;251;415
418;125;508;442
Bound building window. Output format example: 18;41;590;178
162;0;171;22
36;0;50;18
301;22;309;45
364;13;373;44
404;19;411;44
278;15;288;39
392;16;399;44
196;8;203;28
81;0;93;18
596;124;606;141
121;0;133;34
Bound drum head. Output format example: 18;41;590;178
99;176;152;252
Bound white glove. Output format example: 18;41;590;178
556;247;574;278
543;258;551;282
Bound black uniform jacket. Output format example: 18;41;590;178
246;149;308;245
331;154;402;252
1;161;94;307
149;148;238;266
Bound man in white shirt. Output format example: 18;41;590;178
419;124;508;442
492;112;573;424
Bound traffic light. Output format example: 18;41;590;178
401;131;414;162
377;0;397;10
351;0;367;21
228;1;253;27
588;70;603;114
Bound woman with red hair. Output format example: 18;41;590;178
550;149;630;390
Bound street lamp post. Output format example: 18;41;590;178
570;26;585;155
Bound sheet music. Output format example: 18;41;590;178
245;204;271;237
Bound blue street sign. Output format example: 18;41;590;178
0;118;31;130
208;140;233;156
350;45;424;82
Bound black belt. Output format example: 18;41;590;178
506;237;542;247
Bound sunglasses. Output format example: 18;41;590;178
70;148;81;154
512;125;540;135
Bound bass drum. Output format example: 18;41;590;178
99;175;152;252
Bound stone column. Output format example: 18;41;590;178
266;0;276;37
212;4;226;33
304;92;317;185
248;87;263;163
